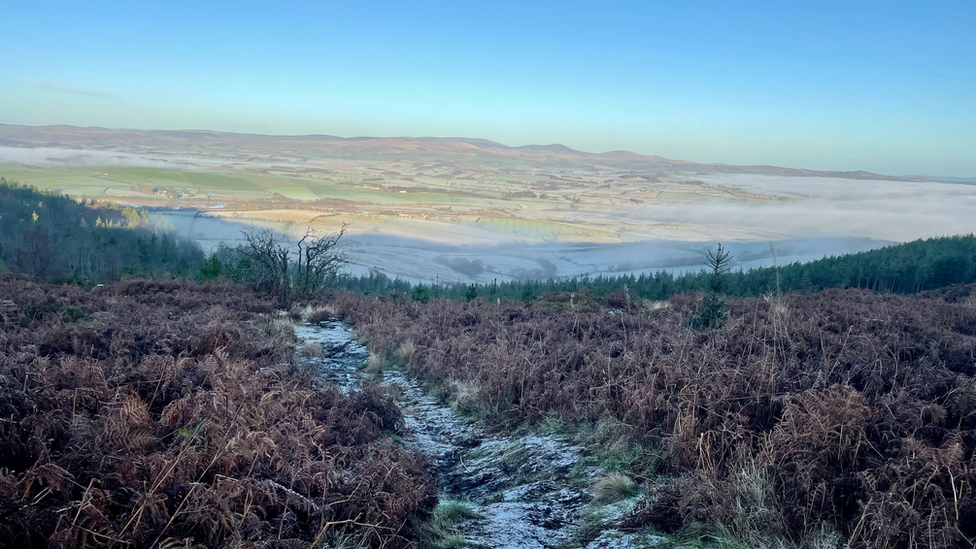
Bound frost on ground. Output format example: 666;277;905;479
294;320;370;392
297;319;665;548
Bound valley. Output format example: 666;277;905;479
4;124;973;283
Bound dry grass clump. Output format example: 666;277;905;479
0;279;435;548
333;288;976;548
307;305;340;324
591;472;639;504
365;353;387;374
395;340;416;364
643;299;671;312
292;303;336;323
300;341;324;358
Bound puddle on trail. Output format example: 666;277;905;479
297;320;666;549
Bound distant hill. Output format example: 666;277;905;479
0;123;932;182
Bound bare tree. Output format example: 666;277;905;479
237;225;347;304
294;224;347;295
239;227;291;304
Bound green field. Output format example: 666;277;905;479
0;164;300;199
0;164;503;205
185;172;263;192
239;173;308;189
275;186;321;200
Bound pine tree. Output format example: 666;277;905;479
689;243;732;329
413;283;430;304
199;252;223;281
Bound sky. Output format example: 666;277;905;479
1;0;974;176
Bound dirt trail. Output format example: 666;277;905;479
297;319;664;549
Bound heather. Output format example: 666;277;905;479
0;279;435;548
332;287;976;547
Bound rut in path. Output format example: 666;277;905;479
297;319;664;549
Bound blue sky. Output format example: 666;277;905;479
1;0;974;176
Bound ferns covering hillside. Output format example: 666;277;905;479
0;178;204;282
0;279;435;548
335;287;976;548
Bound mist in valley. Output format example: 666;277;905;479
0;145;203;169
137;169;976;284
150;208;894;284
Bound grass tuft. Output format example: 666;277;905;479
299;341;323;358
423;500;482;549
435;499;482;524
395;340;416;363
591;472;639;504
572;505;610;546
365;352;387;374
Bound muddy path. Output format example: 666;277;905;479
296;319;664;549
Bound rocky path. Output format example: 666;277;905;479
296;320;663;549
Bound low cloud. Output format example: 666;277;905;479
0;146;181;169
625;195;976;242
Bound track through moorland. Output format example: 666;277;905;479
296;319;665;549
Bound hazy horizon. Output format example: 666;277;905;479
0;122;972;180
3;1;974;177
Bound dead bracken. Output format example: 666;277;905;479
0;279;436;548
332;286;976;548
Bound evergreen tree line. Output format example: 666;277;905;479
0;178;205;282
336;235;976;302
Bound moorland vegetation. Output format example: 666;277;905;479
0;279;435;548
333;284;976;548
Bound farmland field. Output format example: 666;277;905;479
274;185;321;200
2;126;974;283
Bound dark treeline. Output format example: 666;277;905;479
338;235;976;301
0;178;205;282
